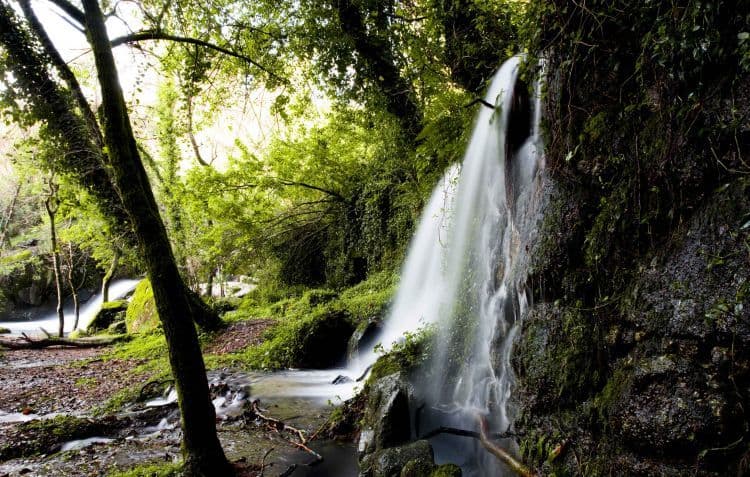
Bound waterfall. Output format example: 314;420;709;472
0;278;140;335
351;56;545;475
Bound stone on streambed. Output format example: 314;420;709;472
87;300;128;333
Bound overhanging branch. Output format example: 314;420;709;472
110;31;283;81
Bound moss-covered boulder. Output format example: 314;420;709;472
87;300;128;333
0;415;116;460
360;440;435;477
125;279;159;333
0;326;10;334
358;373;411;457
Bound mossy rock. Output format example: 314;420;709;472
108;320;127;334
87;300;128;333
294;308;355;368
0;326;10;334
0;415;115;460
125;279;159;333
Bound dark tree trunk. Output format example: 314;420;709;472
0;2;131;242
80;0;232;474
0;1;223;333
205;268;214;297
335;0;422;141
66;242;83;330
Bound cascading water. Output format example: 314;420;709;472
350;56;545;475
0;278;140;335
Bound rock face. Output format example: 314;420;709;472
87;300;128;333
358;373;412;456
515;178;750;475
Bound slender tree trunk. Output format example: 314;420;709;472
101;248;120;303
80;0;232;474
0;182;21;249
67;242;82;330
45;179;64;338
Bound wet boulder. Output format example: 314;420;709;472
348;319;383;363
87;300;128;333
358;373;411;457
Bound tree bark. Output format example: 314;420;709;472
101;248;120;303
79;0;232;474
65;242;82;330
45;178;65;338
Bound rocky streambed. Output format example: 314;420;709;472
0;346;359;477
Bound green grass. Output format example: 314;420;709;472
107;462;182;477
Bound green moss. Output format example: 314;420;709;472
125;279;159;333
75;377;97;389
221;305;354;369
368;327;433;383
107;462;182;477
88;300;128;333
0;326;10;334
0;415;110;460
430;463;462;477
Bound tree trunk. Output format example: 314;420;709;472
79;0;232;474
205;268;214;297
45;179;64;338
67;242;82;330
101;248;120;303
0;5;222;332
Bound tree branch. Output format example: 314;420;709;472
45;0;85;26
109;31;283;81
21;0;103;147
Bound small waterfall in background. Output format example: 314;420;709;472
0;278;140;335
350;55;545;475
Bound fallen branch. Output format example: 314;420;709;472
0;334;129;349
476;416;536;477
419;426;516;441
258;447;274;477
246;400;322;463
